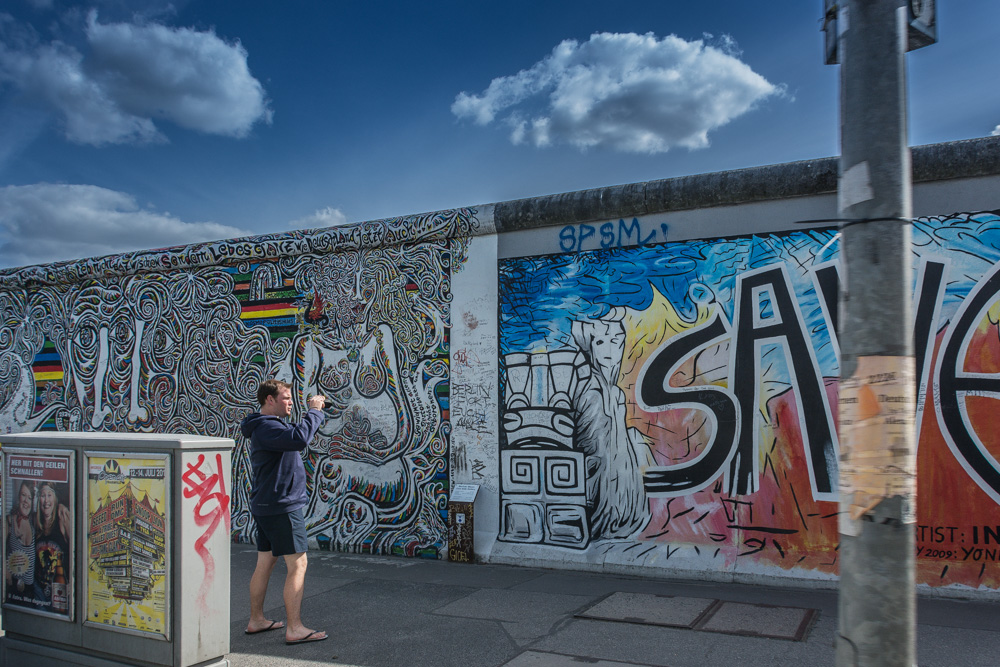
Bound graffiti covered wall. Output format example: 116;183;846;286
0;209;481;558
496;210;1000;590
2;137;999;594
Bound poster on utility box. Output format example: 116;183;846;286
2;447;75;620
85;452;169;639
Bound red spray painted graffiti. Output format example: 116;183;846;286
182;453;231;612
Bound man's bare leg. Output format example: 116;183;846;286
246;551;285;633
283;552;326;642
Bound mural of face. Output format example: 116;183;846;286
63;271;257;434
273;330;401;454
573;319;625;384
67;281;179;429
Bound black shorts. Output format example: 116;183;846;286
254;508;308;557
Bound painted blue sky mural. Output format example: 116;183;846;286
500;228;842;380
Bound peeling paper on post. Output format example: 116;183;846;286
838;355;916;536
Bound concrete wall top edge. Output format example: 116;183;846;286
0;206;487;289
493;156;838;233
492;135;1000;232
1;135;996;288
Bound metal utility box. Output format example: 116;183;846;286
0;432;233;667
447;483;479;563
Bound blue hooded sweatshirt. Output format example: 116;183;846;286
241;409;324;516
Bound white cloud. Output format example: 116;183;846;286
287;206;349;230
452;31;782;154
993;125;1000;137
0;183;252;269
0;11;271;145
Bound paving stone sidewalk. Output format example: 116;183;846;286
227;544;1000;667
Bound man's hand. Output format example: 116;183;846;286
307;395;327;411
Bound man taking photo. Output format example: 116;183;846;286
241;379;328;645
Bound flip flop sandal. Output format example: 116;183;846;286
286;630;328;645
245;620;284;635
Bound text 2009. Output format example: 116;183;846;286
917;547;954;559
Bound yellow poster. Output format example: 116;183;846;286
85;453;169;638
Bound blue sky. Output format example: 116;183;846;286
0;0;996;269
